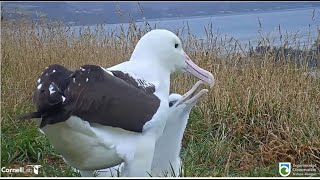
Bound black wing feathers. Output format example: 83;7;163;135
18;64;73;128
64;65;160;132
18;64;160;133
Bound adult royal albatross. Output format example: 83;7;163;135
18;29;214;177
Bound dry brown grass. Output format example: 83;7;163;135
1;17;320;177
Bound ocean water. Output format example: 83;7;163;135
72;8;320;47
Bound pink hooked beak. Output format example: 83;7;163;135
184;53;215;87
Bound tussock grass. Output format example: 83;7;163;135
1;17;320;177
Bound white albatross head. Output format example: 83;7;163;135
130;29;215;87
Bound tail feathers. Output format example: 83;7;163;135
17;111;42;120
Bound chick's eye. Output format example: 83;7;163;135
169;100;178;107
175;43;179;48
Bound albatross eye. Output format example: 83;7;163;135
175;43;179;48
169;101;177;107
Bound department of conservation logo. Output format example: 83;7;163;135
279;162;291;177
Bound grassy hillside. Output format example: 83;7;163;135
1;17;320;177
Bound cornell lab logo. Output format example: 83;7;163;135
279;162;291;177
1;165;41;175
